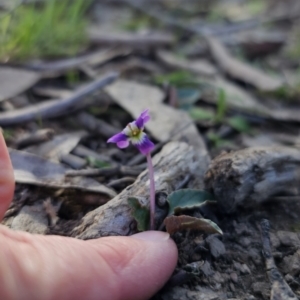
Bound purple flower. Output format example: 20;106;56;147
107;109;154;155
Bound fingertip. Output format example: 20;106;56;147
92;232;178;300
0;132;14;220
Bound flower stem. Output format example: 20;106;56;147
146;152;156;230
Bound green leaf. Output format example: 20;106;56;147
215;88;227;122
227;116;250;133
167;189;215;216
189;107;215;121
164;215;223;235
87;157;110;168
177;88;201;110
128;197;149;231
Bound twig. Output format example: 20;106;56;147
260;219;298;300
65;165;144;177
76;112;120;138
72;145;113;164
107;177;136;188
88;28;174;48
0;72;118;126
15;129;55;149
206;36;283;91
23;49;126;74
60;154;87;170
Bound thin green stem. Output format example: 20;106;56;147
146;152;155;230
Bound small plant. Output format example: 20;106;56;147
0;0;90;61
107;109;156;230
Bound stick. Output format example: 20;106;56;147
0;72;118;126
260;219;298;300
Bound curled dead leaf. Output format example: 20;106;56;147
164;215;223;235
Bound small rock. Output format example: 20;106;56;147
239;237;251;247
161;286;227;300
230;282;236;292
277;231;300;247
190;252;202;261
213;271;226;284
200;260;214;277
285;273;294;283
240;263;251;275
233;221;252;235
11;202;48;234
281;249;300;276
233;261;251;274
252;282;270;297
270;232;280;249
206;235;226;258
230;272;238;283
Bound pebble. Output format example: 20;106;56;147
213;271;226;284
252;281;270;298
277;231;300;247
230;283;236;292
270;232;280;249
281;249;300;276
230;272;238;283
239;237;252;247
200;260;214;277
206;235;226;258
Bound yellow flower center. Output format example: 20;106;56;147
128;124;140;137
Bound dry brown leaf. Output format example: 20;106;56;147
0;67;40;101
164;215;222;235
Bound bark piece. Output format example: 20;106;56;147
73;141;210;239
205;146;300;213
105;80;207;150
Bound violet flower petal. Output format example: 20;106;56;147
117;140;130;148
107;132;128;144
135;109;150;129
135;134;155;155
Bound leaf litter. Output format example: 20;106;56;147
2;0;300;299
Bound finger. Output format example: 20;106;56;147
0;132;15;220
0;228;178;300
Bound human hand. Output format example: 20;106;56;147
0;133;178;300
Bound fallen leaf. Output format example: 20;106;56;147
105;80;208;150
164;215;223;235
25;131;87;162
9;148;116;198
0;67;40;101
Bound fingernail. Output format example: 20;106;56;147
131;231;170;242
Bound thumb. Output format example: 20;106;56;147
0;131;14;219
0;227;178;300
